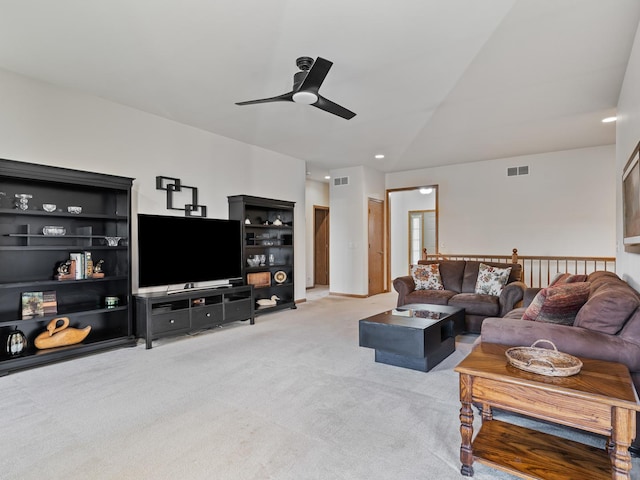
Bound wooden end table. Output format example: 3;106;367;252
454;343;640;480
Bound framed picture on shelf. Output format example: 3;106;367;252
21;291;57;319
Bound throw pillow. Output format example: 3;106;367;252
474;263;512;296
522;282;590;325
549;273;588;286
411;264;444;290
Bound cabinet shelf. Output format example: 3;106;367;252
0;305;128;326
244;224;292;229
0;336;137;376
0;208;127;220
0;245;127;252
0;276;128;290
7;234;128;239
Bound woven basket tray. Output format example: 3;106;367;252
505;339;583;377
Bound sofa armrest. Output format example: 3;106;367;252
523;288;542;308
498;281;527;317
481;317;640;373
393;276;415;307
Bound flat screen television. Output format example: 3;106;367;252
137;214;242;288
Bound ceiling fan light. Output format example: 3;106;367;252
293;91;318;105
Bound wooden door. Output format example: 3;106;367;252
314;206;329;285
368;198;385;296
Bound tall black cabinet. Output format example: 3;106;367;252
228;195;296;315
0;158;135;375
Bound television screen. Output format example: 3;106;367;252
138;214;242;288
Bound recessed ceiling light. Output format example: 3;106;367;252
374;154;385;159
324;175;331;180
602;116;617;123
419;187;433;195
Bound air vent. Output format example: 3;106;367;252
507;166;529;177
333;176;349;186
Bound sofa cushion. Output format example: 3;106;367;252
522;282;590;325
550;273;588;286
474;263;512;296
418;260;465;292
574;284;640;334
410;263;444;290
504;306;526;320
448;293;500;317
404;289;457;305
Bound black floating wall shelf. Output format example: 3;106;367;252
156;176;207;217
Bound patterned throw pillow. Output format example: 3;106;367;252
522;282;590;325
411;264;444;290
474;263;512;296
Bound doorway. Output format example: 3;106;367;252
408;210;437;265
387;186;439;284
313;206;330;286
368;198;385;296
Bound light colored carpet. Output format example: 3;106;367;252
1;291;638;479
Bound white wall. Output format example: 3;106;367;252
329;165;385;295
0;68;307;300
616;20;640;290
389;189;436;279
386;145;616;258
304;179;329;288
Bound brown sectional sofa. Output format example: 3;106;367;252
393;260;526;334
480;270;640;454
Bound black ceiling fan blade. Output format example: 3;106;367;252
235;91;294;106
313;95;356;120
299;57;333;93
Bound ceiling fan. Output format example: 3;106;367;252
235;56;356;120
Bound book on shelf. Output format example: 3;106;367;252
84;251;93;277
70;252;84;279
21;290;57;319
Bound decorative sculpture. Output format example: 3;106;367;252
156;176;207;217
34;317;91;349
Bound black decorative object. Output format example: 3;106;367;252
156;176;207;217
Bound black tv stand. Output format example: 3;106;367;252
134;285;254;349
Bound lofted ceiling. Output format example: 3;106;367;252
0;1;639;182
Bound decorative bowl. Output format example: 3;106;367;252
42;203;57;212
67;206;82;214
42;226;66;236
104;236;121;247
247;257;261;267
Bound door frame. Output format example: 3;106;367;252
368;197;386;296
386;185;439;289
313;205;330;287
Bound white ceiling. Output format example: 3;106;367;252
1;0;639;181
